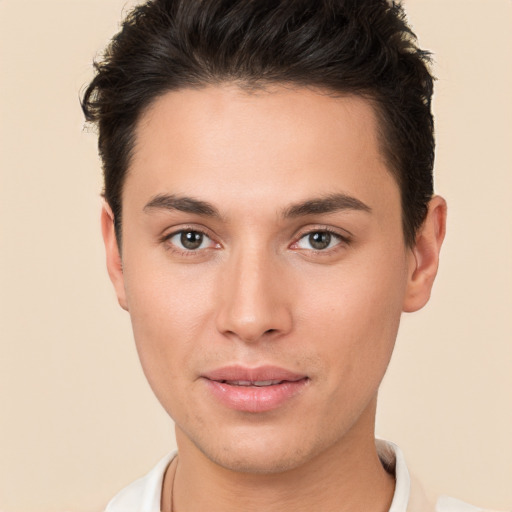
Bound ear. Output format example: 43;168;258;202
101;201;128;311
403;195;447;313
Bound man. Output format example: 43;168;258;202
81;1;494;511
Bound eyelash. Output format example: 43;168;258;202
160;226;351;257
160;226;219;257
292;227;351;254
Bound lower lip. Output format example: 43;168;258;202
203;378;309;413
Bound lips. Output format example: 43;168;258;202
201;365;309;413
220;379;284;387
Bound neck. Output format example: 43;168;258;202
162;402;394;512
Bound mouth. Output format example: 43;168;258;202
201;366;309;413
217;379;290;387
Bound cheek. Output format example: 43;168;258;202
124;250;215;329
121;257;216;394
295;251;408;384
299;249;406;326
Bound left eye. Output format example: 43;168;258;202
295;231;342;251
168;230;214;251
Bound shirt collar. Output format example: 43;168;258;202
106;440;411;512
376;439;411;512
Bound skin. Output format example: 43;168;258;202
102;85;446;512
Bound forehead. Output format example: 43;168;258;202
126;85;399;218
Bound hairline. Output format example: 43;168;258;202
113;81;414;249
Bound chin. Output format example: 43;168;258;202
205;445;311;475
185;423;329;475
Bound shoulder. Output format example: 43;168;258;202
409;471;503;512
379;439;503;512
435;496;505;512
409;472;504;512
104;451;176;512
409;477;503;512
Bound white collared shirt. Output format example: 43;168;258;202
104;440;492;512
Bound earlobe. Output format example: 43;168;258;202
101;201;128;311
403;195;447;313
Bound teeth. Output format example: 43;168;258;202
254;380;281;386
230;380;252;386
224;380;282;386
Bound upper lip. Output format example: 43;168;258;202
202;365;307;383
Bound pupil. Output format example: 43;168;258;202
181;231;203;250
309;232;331;250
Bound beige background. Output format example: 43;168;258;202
0;0;511;510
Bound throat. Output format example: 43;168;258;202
166;432;396;512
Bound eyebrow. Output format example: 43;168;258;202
144;194;221;217
283;193;371;218
143;192;371;219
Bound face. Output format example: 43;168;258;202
103;85;444;474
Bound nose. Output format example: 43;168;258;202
215;246;293;343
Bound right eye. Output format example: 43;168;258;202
166;230;217;251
